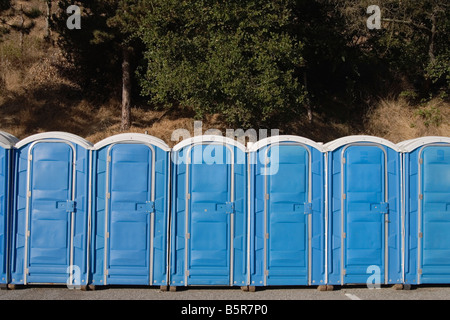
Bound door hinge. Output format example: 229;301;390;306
265;194;270;200
265;233;269;239
419;194;423;200
186;193;191;200
343;193;346;199
264;270;269;276
105;269;108;276
186;270;190;277
418;269;422;275
186;233;190;239
342;269;346;276
27;191;31;198
418;232;423;238
25;268;29;275
106;192;111;199
27;230;30;237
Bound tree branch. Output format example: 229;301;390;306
381;18;431;34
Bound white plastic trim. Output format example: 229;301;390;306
172;134;246;152
93;133;171;151
15;131;93;149
248;135;325;152
324;135;401;152
0;131;19;149
396;138;417;149
397;136;450;152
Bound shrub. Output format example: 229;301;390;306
138;0;306;127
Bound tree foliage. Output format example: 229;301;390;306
53;1;120;94
0;0;9;11
136;0;305;127
0;0;11;40
51;0;450;128
332;0;449;98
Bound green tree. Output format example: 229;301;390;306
289;0;370;122
52;0;449;131
331;0;450;98
137;0;306;128
53;0;144;130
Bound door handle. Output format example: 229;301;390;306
135;201;155;213
216;202;234;214
293;203;312;214
56;200;76;212
371;202;389;214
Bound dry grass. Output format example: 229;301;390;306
1;38;449;146
1;45;448;146
365;97;450;143
85;107;229;147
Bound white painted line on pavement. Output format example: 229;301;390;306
345;293;362;300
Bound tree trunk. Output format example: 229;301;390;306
0;46;5;91
0;73;5;91
304;72;313;123
19;6;24;52
44;0;51;42
121;46;132;131
428;11;436;64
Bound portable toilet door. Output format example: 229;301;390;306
0;131;18;287
90;133;170;288
248;136;325;288
325;136;402;286
10;132;92;288
400;136;450;285
170;135;247;288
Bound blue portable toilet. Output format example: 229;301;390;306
170;135;247;288
0;131;18;287
324;136;402;286
248;136;326;288
90;133;171;288
10;132;92;288
399;136;450;285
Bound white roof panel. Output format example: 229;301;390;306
15;132;93;149
248;135;324;152
94;133;170;151
396;138;417;149
397;136;450;152
0;131;19;149
324;135;400;152
173;135;246;152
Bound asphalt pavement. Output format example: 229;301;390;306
0;285;446;319
1;284;450;300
